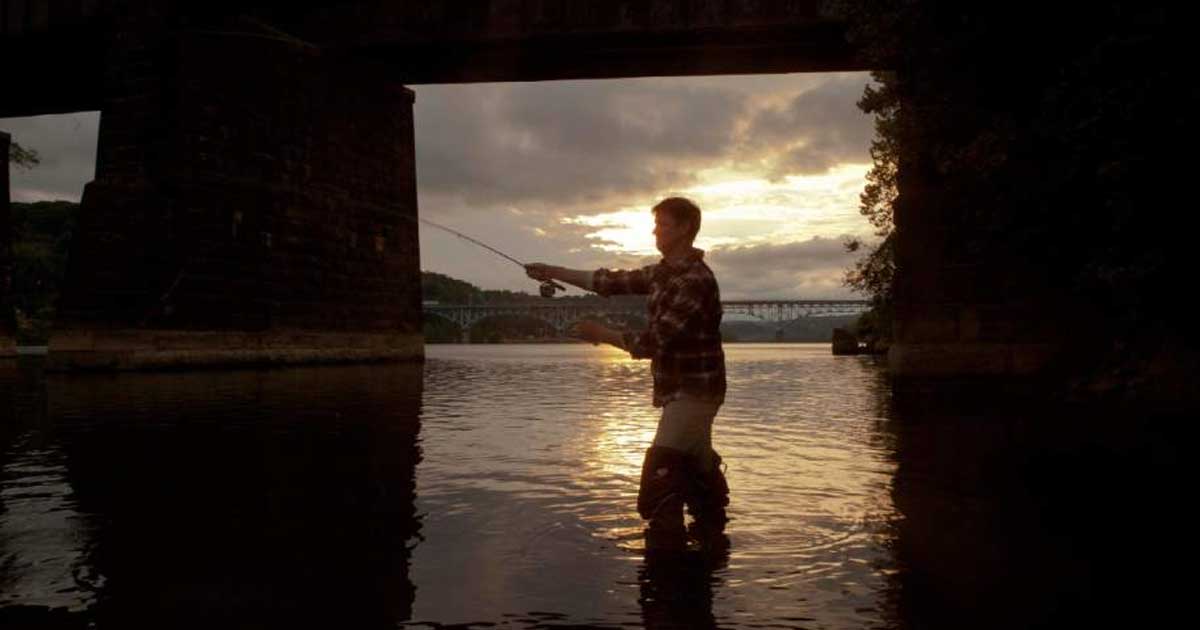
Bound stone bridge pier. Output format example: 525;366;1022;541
47;19;423;369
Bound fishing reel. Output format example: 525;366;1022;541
539;280;567;298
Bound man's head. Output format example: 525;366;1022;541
652;197;701;256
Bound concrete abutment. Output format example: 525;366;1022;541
48;23;424;370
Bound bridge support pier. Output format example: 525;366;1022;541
888;158;1064;392
1;132;14;357
48;23;424;370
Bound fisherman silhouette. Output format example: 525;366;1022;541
527;197;729;552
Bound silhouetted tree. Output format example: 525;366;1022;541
7;140;40;169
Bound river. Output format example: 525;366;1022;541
0;343;1183;628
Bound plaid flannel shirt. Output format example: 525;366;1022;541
593;248;726;407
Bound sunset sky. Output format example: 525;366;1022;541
3;71;876;300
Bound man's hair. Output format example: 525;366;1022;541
652;197;702;242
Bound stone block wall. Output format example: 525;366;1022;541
50;21;423;369
166;33;420;334
888;163;1067;388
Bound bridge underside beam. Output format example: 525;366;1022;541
0;27;104;118
48;21;424;370
354;24;863;84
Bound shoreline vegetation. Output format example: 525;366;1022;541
7;200;75;345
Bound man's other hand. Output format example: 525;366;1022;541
573;320;612;346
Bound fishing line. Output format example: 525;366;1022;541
419;217;527;269
416;216;566;297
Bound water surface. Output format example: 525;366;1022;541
0;344;1182;628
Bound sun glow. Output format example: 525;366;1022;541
563;164;871;255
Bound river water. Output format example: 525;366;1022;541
0;344;1184;629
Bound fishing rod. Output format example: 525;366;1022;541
418;216;567;298
146;214;564;328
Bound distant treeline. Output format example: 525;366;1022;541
421;270;645;308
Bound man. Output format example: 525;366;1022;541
525;197;728;551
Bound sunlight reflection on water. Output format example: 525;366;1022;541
408;343;898;627
2;344;902;628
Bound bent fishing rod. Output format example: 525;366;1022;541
416;216;567;298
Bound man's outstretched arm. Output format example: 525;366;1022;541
528;262;657;297
525;263;594;292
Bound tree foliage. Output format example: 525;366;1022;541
421;271;483;304
7;140;40;170
8;201;78;342
843;74;899;308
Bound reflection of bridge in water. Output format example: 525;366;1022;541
424;300;870;341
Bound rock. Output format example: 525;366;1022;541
864;337;891;355
832;328;859;355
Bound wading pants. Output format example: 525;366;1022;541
637;396;728;543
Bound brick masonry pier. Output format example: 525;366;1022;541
47;21;423;369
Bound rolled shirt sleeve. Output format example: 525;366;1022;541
593;264;657;297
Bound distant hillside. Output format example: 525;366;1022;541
421;271;643;307
421;271;484;304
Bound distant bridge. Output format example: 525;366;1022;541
423;300;870;340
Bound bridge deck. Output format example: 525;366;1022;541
0;1;864;117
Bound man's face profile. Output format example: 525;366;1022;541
653;212;689;255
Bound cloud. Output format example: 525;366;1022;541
738;74;873;179
707;236;864;299
410;74;877;296
1;112;99;202
413;79;747;208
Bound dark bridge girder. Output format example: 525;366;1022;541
218;0;864;82
0;1;861;119
354;23;860;85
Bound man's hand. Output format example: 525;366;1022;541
573;320;623;348
525;263;556;282
525;263;595;292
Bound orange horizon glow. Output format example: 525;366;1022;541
562;164;872;256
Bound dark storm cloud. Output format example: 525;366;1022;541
707;236;863;299
740;74;872;179
413;80;746;208
1;113;99;201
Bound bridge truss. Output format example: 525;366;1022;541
423;299;869;338
721;300;869;322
